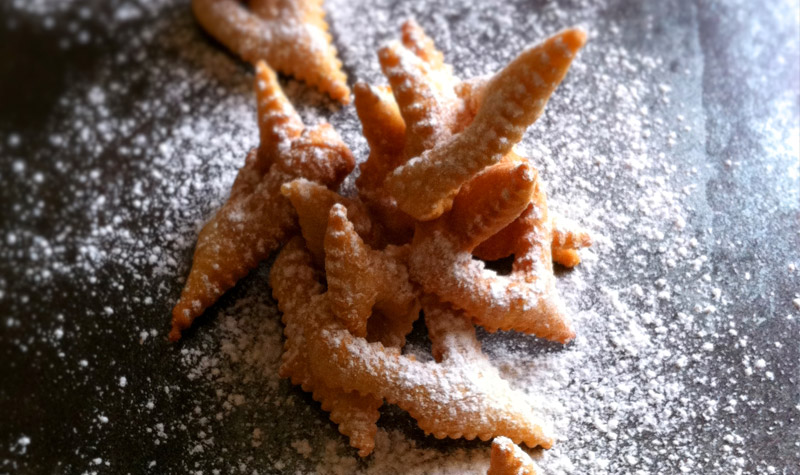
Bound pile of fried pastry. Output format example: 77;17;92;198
172;9;590;472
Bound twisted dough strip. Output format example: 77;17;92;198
549;215;592;267
385;28;587;221
352;82;416;243
409;159;574;343
474;212;592;266
398;19;488;137
379;21;465;158
354;22;495;242
281;178;382;266
353;22;494;242
487;436;538;475
254;61;305;166
271;242;381;457
192;0;350;103
270;238;553;449
400;19;445;69
170;62;354;341
324;204;419;346
443;159;537;250
353;83;406;192
467;152;592;267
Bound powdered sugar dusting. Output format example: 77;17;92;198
1;0;798;473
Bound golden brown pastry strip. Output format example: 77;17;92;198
473;212;593;266
385;28;587;221
281;178;380;265
324;204;419;343
271;240;382;457
270;239;553;449
170;61;353;341
352;82;416;243
487;436;538;475
192;0;350;103
409;161;575;343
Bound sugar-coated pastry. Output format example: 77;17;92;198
324;204;419;345
270;239;554;451
192;0;350;103
281;178;381;266
487;436;538;475
170;61;354;341
173;18;595;466
352;82;417;243
385;28;587;221
409;160;575;343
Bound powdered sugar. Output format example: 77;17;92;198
2;0;798;473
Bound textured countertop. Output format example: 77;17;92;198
1;0;798;473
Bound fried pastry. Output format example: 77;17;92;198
169;61;354;341
174;14;596;465
324;204;419;346
409;159;575;343
354;20;482;241
487;436;538;475
384;28;587;221
473;212;593;267
551;248;580;268
378;22;465;158
352;82;416;243
467;153;592;266
549;215;592;267
271;239;381;457
353;83;406;190
270;238;554;449
192;0;350;103
280;178;381;265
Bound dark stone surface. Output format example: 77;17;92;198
0;0;797;473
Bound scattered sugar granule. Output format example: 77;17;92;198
292;439;313;459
